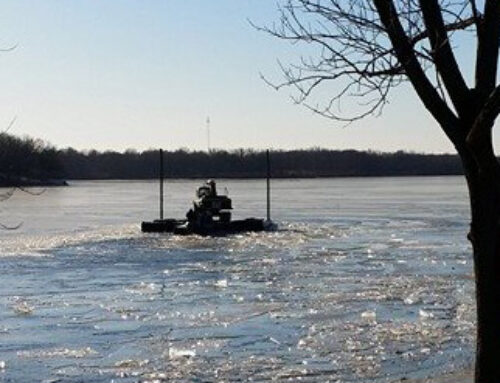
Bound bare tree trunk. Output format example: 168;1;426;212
461;147;500;383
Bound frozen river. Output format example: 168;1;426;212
0;177;475;382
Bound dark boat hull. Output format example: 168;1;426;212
141;219;184;233
141;218;266;235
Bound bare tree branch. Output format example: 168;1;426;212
0;222;22;230
419;0;470;115
256;0;477;131
374;0;463;143
475;0;500;100
469;86;500;144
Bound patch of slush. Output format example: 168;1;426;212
0;219;474;382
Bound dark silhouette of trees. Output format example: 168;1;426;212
0;131;474;181
0;132;485;181
57;147;465;179
0;131;51;228
261;1;500;381
0;132;62;186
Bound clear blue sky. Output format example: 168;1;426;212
0;0;498;154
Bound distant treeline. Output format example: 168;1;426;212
0;132;468;185
0;133;63;186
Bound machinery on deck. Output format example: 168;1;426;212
187;180;232;226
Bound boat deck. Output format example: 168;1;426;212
141;217;267;236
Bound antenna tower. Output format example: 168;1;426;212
206;116;211;152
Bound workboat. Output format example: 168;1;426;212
141;150;276;236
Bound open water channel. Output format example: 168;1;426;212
0;177;474;382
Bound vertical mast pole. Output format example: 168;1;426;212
206;116;211;153
159;148;164;220
266;149;271;222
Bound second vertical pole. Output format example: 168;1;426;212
266;149;271;222
159;148;164;220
